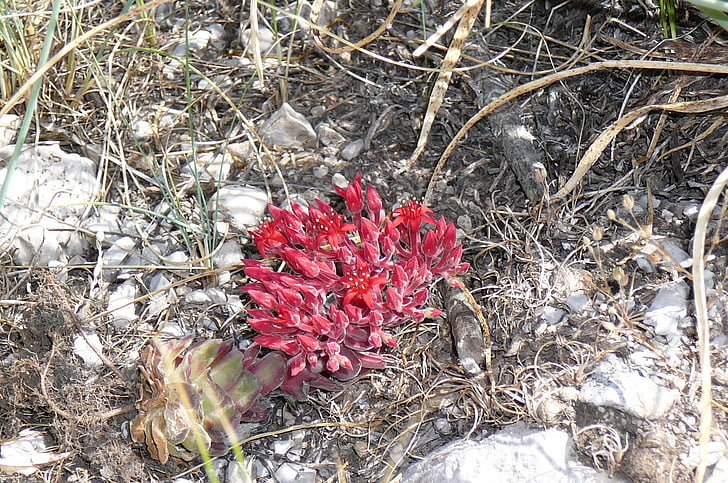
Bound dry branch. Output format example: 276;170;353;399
425;59;728;203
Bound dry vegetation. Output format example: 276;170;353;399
1;0;728;481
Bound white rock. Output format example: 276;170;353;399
566;292;590;312
13;224;65;266
251;457;270;478
315;122;346;148
683;203;700;221
210;185;268;229
206;24;226;45
312;165;328;178
206;287;228;304
147;273;172;317
433;418;453;435
639;238;691;272
644;281;689;337
332;173;348;189
274;462;316;483
226;142;253;159
660;240;690;267
214;240;244;269
536;306;565;325
141;243;165;265
0;143;98;266
240;26;276;55
107;281;138;328
186;289;212;304
132;119;153;141
160;321;187;338
578;354;679;419
82;205;121;239
0;429;71;476
681;441;726;468
340;139;365;160
273;439;294;455
101;236;138;282
226;459;254;483
172;28;212;55
288;0;337;37
260;103;317;149
706;452;728;483
401;422;623;483
181;151;233;183
73;331;104;367
166;250;189;265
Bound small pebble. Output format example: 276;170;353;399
340;139;364;160
260;103;317;149
186;290;212;304
313;165;328;178
332;172;348;189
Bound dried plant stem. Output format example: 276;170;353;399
0;0;171;119
691;165;728;482
311;0;405;54
425;59;728;203
406;0;485;169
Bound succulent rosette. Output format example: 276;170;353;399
131;337;285;463
242;174;469;400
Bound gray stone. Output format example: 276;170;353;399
260;103;316;149
401;423;623;483
566;292;590;312
210;185;268;229
315;122;346;148
213;240;244;269
240;26;276;55
644;281;689;337
0;114;20;148
181;151;233;183
0;143;98;266
226;460;253;483
340;139;365;160
107;280;138;328
274;462;316;483
578;354;679;419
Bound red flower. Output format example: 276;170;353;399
334;173;364;214
241;173;468;401
309;203;356;249
250;219;287;257
392;200;436;232
340;261;388;309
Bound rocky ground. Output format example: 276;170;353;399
1;0;728;481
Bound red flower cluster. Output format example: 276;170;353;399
241;174;469;400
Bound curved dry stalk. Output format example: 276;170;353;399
310;0;405;54
406;0;486;169
554;94;728;200
692;165;728;482
248;0;265;84
424;59;728;203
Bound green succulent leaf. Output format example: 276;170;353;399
250;351;286;395
132;337;287;462
230;372;262;413
209;349;245;390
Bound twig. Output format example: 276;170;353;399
692;165;728;482
425;59;728;203
311;0;405;54
406;0;486;169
